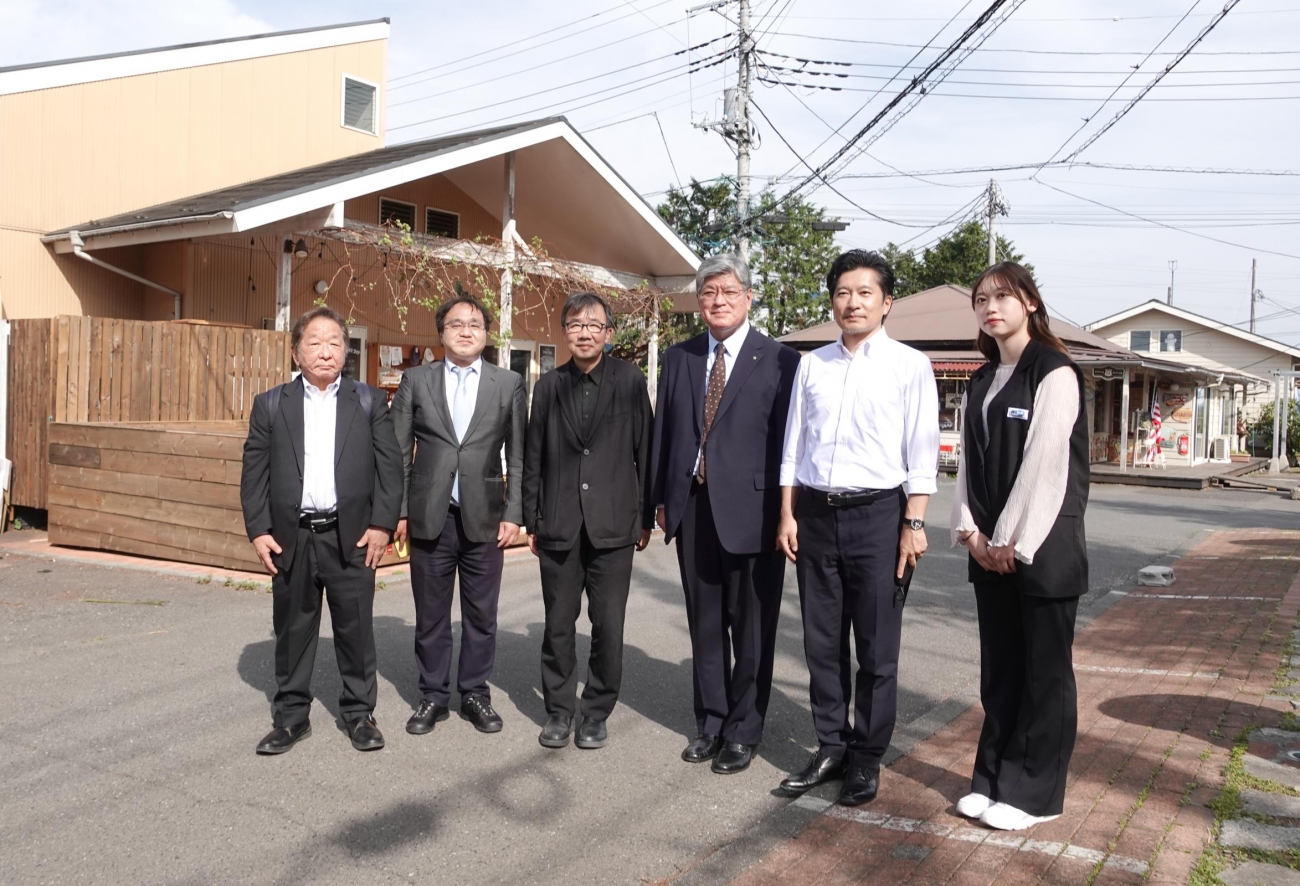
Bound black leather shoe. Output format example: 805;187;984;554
346;715;385;751
575;717;608;749
838;764;880;806
779;752;845;794
682;733;723;763
460;694;504;733
406;700;449;735
256;720;311;755
711;741;754;774
538;714;573;748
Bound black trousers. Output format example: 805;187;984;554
971;580;1078;816
795;489;905;768
676;481;785;746
409;506;505;706
271;525;377;727
538;527;635;721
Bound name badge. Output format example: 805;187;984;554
1007;407;1030;420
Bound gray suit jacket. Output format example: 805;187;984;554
391;359;527;544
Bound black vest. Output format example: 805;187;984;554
963;339;1090;598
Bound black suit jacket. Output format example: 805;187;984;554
240;375;404;572
523;356;652;550
646;328;800;555
390;360;527;544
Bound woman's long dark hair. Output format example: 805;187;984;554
970;261;1070;363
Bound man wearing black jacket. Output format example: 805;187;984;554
522;292;652;750
240;306;403;755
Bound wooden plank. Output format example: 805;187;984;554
226;326;238;419
53;317;70;423
47;484;246;534
93;317;110;423
149;322;163;421
50;464;242;509
48;523;261;573
109;318;125;422
48;444;102;469
48;424;248;460
77;316;91;423
49;507;261;571
98;449;243;485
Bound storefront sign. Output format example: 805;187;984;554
1091;367;1124;380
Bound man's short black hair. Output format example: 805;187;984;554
291;306;348;351
826;249;895;298
561;291;614;328
435;294;493;333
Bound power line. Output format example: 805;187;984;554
834;161;1300;178
756;62;1300;89
652;111;682;189
756;48;1300;76
752;82;1300;100
765;31;1300;56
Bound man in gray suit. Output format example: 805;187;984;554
391;294;527;735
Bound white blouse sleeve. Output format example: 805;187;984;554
950;390;979;546
988;366;1079;564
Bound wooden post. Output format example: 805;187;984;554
1119;367;1130;472
275;238;292;332
498;152;516;369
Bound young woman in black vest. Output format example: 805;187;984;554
950;261;1089;832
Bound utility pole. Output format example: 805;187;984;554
985;179;1008;267
691;0;754;260
1250;258;1259;334
1167;260;1177;306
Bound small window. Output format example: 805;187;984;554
425;208;460;239
1128;330;1151;352
342;75;378;134
1159;330;1182;353
379;198;416;231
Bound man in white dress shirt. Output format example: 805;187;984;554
775;250;939;805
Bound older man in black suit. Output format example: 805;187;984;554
646;254;801;774
240;306;403;755
391;294;527;737
523;292;652;751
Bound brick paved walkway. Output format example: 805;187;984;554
715;530;1300;886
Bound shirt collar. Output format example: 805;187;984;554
708;319;750;356
303;375;342;398
447;357;482;376
836;325;890;358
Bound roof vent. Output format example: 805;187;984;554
342;75;377;134
379;198;416;232
425;208;460;239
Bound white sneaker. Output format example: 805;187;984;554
955;792;992;818
979;802;1060;831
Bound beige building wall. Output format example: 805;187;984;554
1;39;386;319
1093;307;1295;416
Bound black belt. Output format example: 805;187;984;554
299;511;339;532
824;487;901;508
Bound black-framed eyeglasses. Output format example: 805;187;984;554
563;322;610;333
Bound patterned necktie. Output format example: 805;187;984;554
696;342;728;484
451;365;473;504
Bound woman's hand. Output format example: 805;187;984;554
987;541;1018;574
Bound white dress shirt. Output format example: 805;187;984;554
300;376;341;513
445;357;482;505
780;328;940;495
950;365;1078;564
694;320;750;473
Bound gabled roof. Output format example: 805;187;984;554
0;20;389;97
43;117;700;277
1085;299;1300;360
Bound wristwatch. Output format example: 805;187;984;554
904;518;926;531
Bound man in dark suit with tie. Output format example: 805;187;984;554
646;254;801;774
241;306;403;755
522;292;652;751
391;294;527;736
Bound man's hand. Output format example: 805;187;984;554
897;525;928;579
988;542;1018;575
636;528;652;552
528;534;540;556
776;513;799;563
252;534;282;575
497;522;520;549
656;506;666;533
356;526;391;569
394;518;408;544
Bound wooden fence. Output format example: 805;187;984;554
6;317;292;510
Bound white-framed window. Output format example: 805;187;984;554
379;197;417;231
1159;330;1182;353
1128;330;1151;352
341;74;379;135
425;207;460;239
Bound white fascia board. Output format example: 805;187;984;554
47;215;237;252
1088;298;1300;359
0;21;389;97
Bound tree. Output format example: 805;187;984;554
882;220;1031;297
656;178;841;338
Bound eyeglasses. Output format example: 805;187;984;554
563;322;609;334
698;287;747;303
444;321;485;333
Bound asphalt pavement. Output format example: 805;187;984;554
1;479;1295;885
